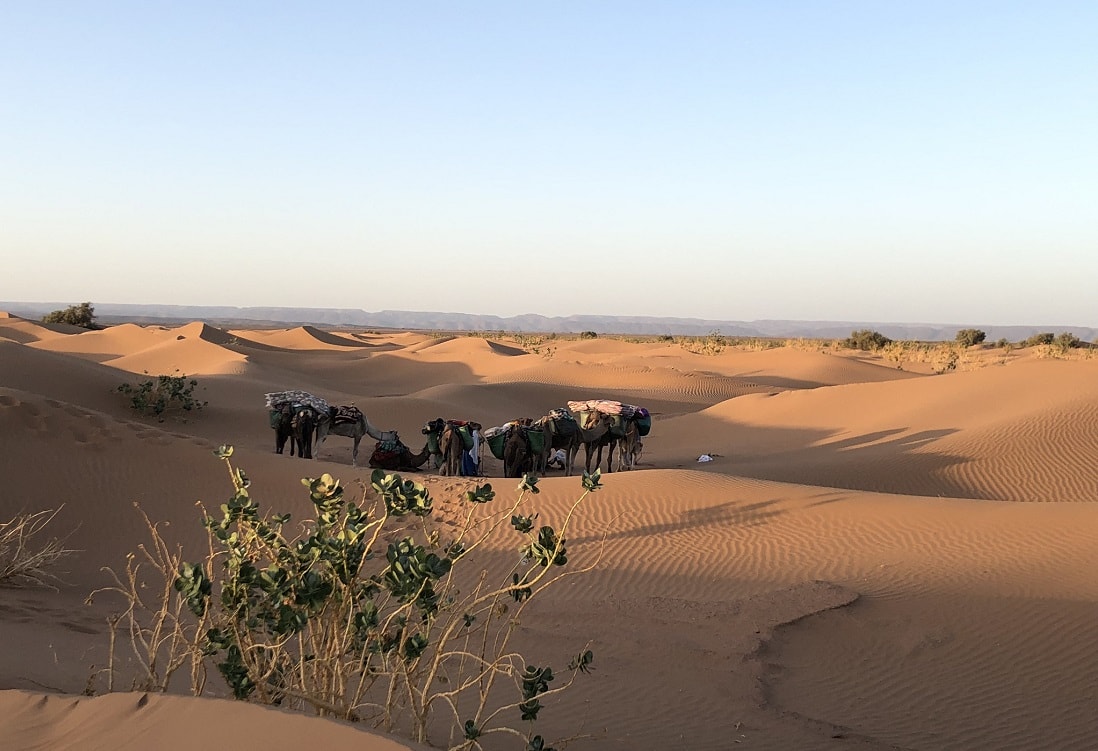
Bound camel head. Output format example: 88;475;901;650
423;418;445;435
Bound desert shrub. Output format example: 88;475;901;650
1054;332;1082;352
91;447;597;749
955;329;986;347
841;330;892;351
0;508;75;589
678;331;726;355
933;344;961;374
995;338;1012;349
579;331;598;339
42;302;97;329
117;373;206;421
1023;332;1055;347
880;341;912;369
658;334;674;342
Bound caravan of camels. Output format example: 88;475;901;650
265;389;652;479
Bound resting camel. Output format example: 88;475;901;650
315;407;394;467
368;440;433;471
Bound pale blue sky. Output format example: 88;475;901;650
2;2;1095;325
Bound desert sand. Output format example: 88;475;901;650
2;311;1098;750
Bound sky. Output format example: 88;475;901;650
2;2;1096;326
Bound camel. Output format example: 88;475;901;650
422;419;481;476
291;407;319;459
272;404;315;458
272;405;295;455
613;418;641;471
421;418;447;471
533;414;581;476
314;406;394;467
575;412;624;474
503;426;536;478
368;440;433;471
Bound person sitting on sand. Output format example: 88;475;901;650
546;448;568;470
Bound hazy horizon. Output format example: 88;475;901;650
3;3;1096;327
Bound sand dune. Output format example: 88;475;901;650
3;314;1098;750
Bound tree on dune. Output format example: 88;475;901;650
42;302;97;329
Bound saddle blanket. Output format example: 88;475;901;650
567;399;637;418
332;405;363;425
265;390;330;415
547;407;574;422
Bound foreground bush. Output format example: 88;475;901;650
117;373;206;421
92;447;597;749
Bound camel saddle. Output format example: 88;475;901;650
332;405;363;425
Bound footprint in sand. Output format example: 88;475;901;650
0;397;48;432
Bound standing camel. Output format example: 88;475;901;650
422;419;482;476
291;407;319;459
575;412;623;474
272;404;315;458
272;404;295;455
613;418;641;471
533;414;580;476
315;406;394;467
438;423;464;476
503;426;536;478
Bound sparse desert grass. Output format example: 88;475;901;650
0;508;76;589
785;338;833;353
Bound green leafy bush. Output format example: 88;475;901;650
92;447;597;749
579;331;598;339
841;329;892;351
42;302;97;329
117;373;206;421
955;329;986;347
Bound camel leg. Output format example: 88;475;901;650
565;438;577;476
351;435;360;467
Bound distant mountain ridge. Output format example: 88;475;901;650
3;301;1095;343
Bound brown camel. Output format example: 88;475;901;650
613;418;641;471
503;426;536;479
422;419;481;476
